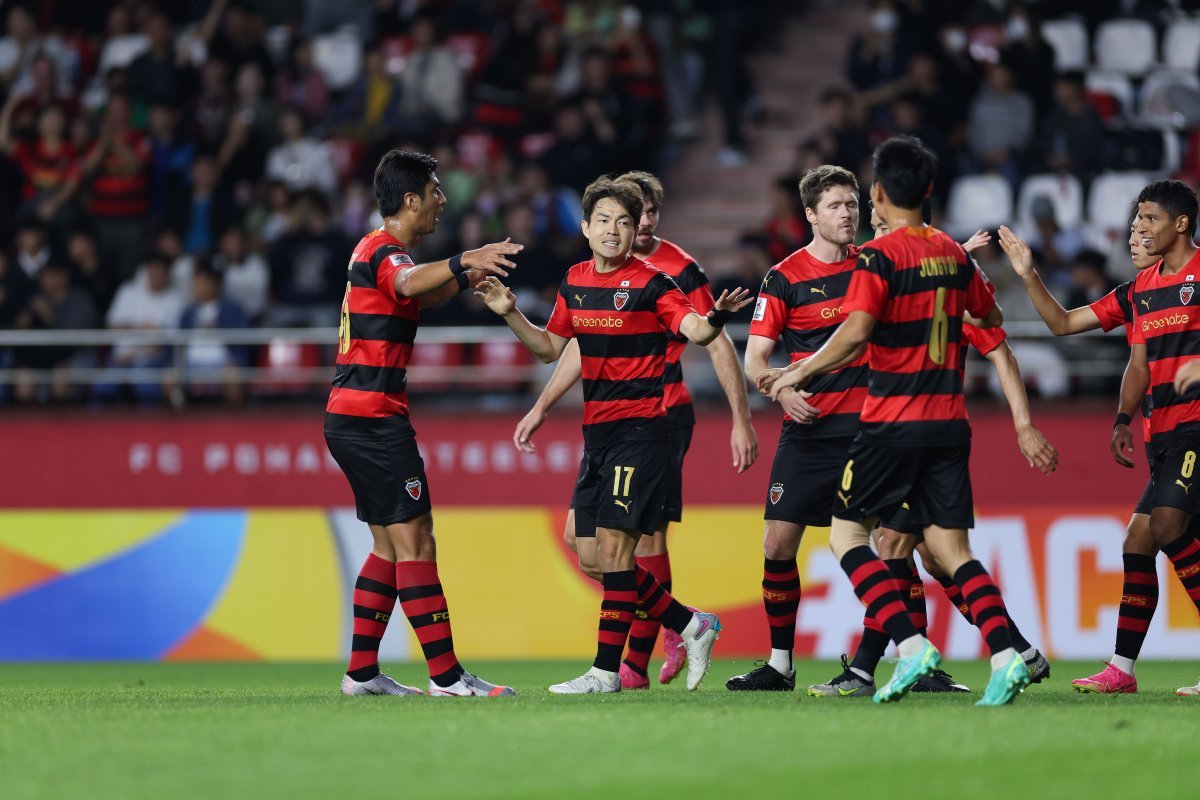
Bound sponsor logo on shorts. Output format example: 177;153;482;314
769;483;784;505
1183;284;1195;305
405;478;423;500
614;290;630;310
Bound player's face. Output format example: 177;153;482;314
1135;200;1186;257
1129;227;1158;270
870;206;888;239
582;197;635;263
417;174;447;234
806;184;859;246
634;198;659;252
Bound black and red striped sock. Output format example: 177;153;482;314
623;554;671;677
954;560;1013;655
937;575;974;624
1005;614;1033;653
762;557;801;651
346;553;397;681
884;559;923;636
840;546;920;645
1163;533;1200;615
396;560;463;687
1114;553;1159;660
595;570;638;673
634;564;693;634
849;615;890;677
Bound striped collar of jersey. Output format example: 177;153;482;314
1130;249;1200;449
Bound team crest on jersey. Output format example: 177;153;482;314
389;252;414;268
769;483;784;505
614;289;630;310
1182;284;1195;305
405;478;423;500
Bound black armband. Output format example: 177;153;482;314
449;253;465;275
707;308;734;328
1115;412;1133;428
455;271;470;292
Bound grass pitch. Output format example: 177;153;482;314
2;659;1199;800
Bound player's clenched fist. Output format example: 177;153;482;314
474;276;517;315
462;237;524;278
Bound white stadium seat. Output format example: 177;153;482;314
1094;19;1157;75
1041;19;1089;70
1163;19;1200;72
945;174;1014;237
1139;69;1200;127
1016;173;1085;229
1086;171;1151;241
312;30;363;91
1085;70;1135;118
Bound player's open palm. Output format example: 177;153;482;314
962;229;992;253
1018;425;1058;474
713;287;753;314
463;238;524;278
513;407;546;453
474;276;516;315
997;226;1034;277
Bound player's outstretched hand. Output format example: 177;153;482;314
780;388;821;425
768;366;810;401
513;406;546;453
1174;360;1200;397
962;229;993;253
1018;425;1058;474
713;287;754;314
474;276;516;315
997;225;1035;277
1110;421;1135;469
463;238;524;278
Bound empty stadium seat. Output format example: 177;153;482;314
472;341;534;392
1163;19;1200;72
312;30;363;90
945;175;1014;237
1086;70;1135;119
1041;18;1089;70
1086;171;1151;244
1140;69;1200;126
254;340;324;396
1094;19;1157;75
1016;174;1085;229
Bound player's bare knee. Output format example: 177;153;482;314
1124;514;1157;555
876;528;915;560
922;527;971;575
635;528;668;557
763;520;803;560
915;542;948;580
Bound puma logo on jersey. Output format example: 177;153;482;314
1140;297;1152;310
861;253;876;266
810;285;828;298
836;490;851;507
574;293;587;306
1177;480;1192;495
614;498;632;512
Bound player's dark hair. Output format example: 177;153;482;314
1137;179;1198;237
872;135;937;211
582;176;643;223
617;170;663;209
374;149;439;218
798;165;859;211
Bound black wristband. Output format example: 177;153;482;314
1115;412;1133;428
449;253;465;275
707;308;734;328
455;271;470;292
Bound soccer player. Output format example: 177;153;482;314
761;136;1031;706
512;170;758;691
326;149;522;697
475;176;752;694
803;205;1056;698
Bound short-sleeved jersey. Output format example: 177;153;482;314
843;226;996;445
642;239;715;428
1091;278;1154;443
749;245;867;439
547;256;697;448
1129;251;1200;451
962;322;1006;356
325;229;419;430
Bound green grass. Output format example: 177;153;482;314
2;660;1200;800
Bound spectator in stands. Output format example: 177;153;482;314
195;57;234;147
999;4;1056;116
929;23;982;128
7;54;79;136
514;161;582;246
713;233;772;322
0;251;33;330
247;179;293;244
13;219;51;281
219;63;279;187
966;59;1034;187
94;4;149;83
805;85;869;173
394;14;465;139
146;102;196;219
708;2;764;168
846;0;913;92
0;98;80;231
81;92;152;281
0;5;73;99
888;91;956;201
274;37;329;127
1025;194;1088;281
12;260;98;403
175;258;250;407
209;2;275;82
568;48;630;164
265;190;348;328
1064;249;1118;310
1041;71;1106;186
66;228;114;311
168;152;237;255
127;9;189;107
762;177;808;264
501;201;560;309
96;251;184;405
539;102;615;194
265;107;338;196
331;44;401;142
212;225;269;323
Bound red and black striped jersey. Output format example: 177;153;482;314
1129;251;1200;451
642;239;715;428
1092;278;1154;443
325;229;419;433
962;322;1005;356
749;245;867;439
844;226;996;445
546;256;698;447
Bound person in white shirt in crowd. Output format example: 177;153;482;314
174;258;250;407
212;225;269;323
265;107;337;196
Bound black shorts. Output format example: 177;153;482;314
662;424;694;524
764;436;854;526
573;439;675;538
324;416;432;526
1135;477;1154;516
832;441;974;530
1147;434;1200;515
879;502;923;537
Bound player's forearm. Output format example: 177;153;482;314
987;343;1033;430
1020;272;1097;335
707;331;752;422
394;259;458;298
680;312;722;346
532;338;582;412
1118;347;1150;417
801;314;872;380
499;308;560;363
416;280;460;309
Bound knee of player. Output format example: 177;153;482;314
875;528;915;560
762;521;802;560
1124;515;1158;554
